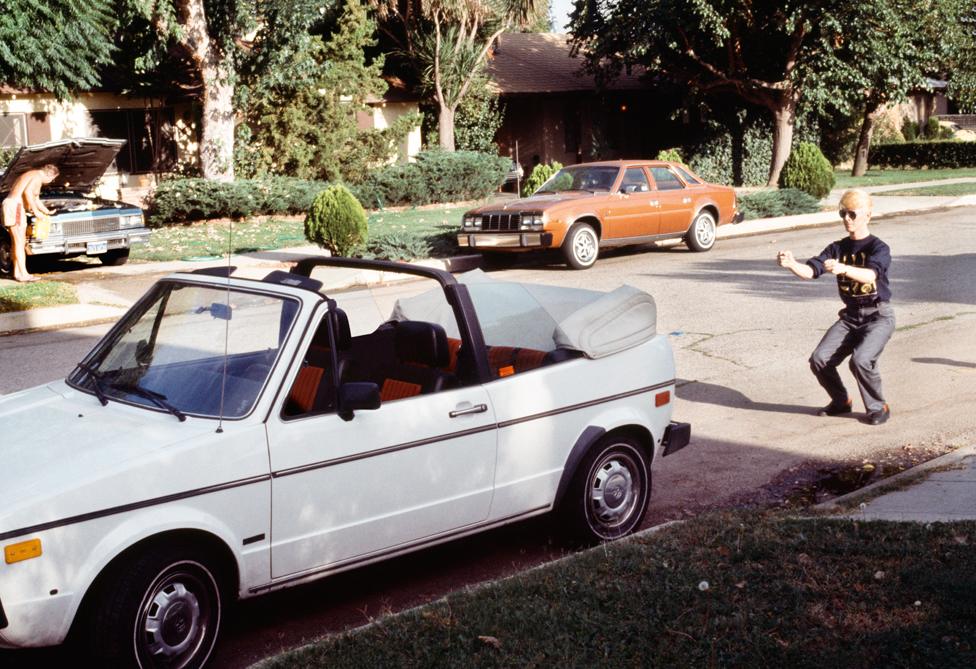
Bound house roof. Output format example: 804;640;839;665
486;33;648;95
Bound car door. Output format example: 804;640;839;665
609;166;660;239
649;166;694;234
266;300;497;579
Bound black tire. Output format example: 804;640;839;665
0;233;11;277
685;210;717;252
89;543;224;669
100;248;131;266
561;222;599;270
560;435;651;544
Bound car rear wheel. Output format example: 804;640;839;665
0;234;11;276
560;435;651;543
100;248;131;266
685;211;717;252
562;222;599;270
89;543;224;669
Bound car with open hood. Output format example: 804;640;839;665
458;160;743;269
0;138;150;275
0;257;690;667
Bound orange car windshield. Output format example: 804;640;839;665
536;166;620;194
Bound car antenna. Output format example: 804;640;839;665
216;220;233;434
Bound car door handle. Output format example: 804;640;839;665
682;197;692;204
449;403;488;418
649;200;659;207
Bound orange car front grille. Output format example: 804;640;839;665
483;213;521;231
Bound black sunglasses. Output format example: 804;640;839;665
840;209;858;220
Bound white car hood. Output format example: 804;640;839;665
0;382;231;535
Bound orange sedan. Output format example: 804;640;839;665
458;160;743;269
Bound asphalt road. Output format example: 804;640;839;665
2;207;975;667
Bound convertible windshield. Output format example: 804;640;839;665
536;166;620;194
70;281;299;419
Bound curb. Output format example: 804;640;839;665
814;443;976;511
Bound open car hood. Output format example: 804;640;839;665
0;138;125;193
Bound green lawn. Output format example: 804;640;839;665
259;512;976;669
134;205;469;262
879;182;976;197
833;167;976;190
0;281;77;314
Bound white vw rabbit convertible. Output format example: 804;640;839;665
0;257;690;668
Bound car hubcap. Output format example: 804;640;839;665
589;452;641;530
138;566;215;668
574;229;597;264
695;216;715;247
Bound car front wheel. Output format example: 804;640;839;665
562;222;599;270
89;544;224;669
100;248;130;266
560;435;651;543
685;210;717;252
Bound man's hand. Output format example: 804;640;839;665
777;250;795;268
778;249;815;280
824;259;846;275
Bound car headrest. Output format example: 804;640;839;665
312;308;351;350
395;321;450;368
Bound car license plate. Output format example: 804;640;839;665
87;241;108;255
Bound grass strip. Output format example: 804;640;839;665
135;206;469;262
0;281;77;314
258;512;976;669
833;167;976;189
879;183;976;197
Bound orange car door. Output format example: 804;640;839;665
650;166;694;234
609;166;659;238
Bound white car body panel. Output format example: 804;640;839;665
0;262;687;657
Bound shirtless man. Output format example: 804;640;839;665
2;164;59;282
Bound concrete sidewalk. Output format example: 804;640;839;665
818;444;976;522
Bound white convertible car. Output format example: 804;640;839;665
0;257;690;668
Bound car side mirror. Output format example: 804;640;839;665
338;382;381;421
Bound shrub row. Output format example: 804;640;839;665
738;188;821;220
868;140;976;169
355;150;510;209
147;176;329;226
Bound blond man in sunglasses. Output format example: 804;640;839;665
776;189;894;425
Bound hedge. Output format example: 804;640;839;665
738;188;821;220
868;141;976;169
147;176;330;226
355;150;509;209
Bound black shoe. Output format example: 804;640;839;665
817;399;853;416
866;404;890;425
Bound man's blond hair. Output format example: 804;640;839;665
839;188;872;213
41;164;60;177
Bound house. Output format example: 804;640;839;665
485;33;679;172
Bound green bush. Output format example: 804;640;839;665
304;185;368;257
779;142;835;199
902;117;919;142
147;176;330;226
868;140;976;168
684;122;772;186
355;150;509;208
655;148;684;162
522;161;563;196
738;188;821;220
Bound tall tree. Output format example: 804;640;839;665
370;0;544;150
837;0;961;176
570;0;860;186
0;0;115;99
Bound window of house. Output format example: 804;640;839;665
0;114;28;148
650;166;685;190
89;108;177;174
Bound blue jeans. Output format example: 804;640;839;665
809;302;895;413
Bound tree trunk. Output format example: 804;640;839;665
199;59;236;181
767;97;796;187
851;103;879;177
180;0;235;181
438;104;455;151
